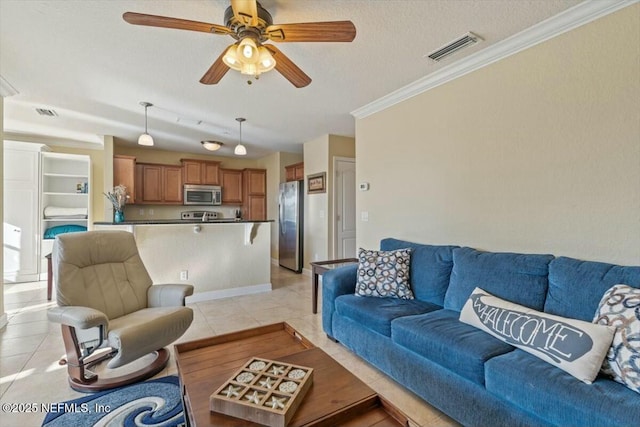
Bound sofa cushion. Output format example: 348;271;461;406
391;309;514;385
444;247;553;312
335;294;439;337
594;284;640;394
485;350;640;427
355;247;414;299
380;238;458;305
461;287;614;384
546;256;640;321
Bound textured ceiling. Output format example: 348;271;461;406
0;0;582;158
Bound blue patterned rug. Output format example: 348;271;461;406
41;375;185;427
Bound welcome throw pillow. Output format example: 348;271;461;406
355;248;414;299
460;287;615;384
593;284;640;394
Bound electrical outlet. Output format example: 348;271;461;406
139;209;144;216
361;211;369;222
180;270;188;281
149;209;154;216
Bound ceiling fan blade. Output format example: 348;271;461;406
200;49;231;85
231;0;258;27
264;45;311;88
265;21;356;42
123;12;232;35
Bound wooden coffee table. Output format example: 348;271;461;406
174;322;412;426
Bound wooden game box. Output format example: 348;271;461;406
210;357;314;427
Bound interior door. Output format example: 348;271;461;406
335;158;356;258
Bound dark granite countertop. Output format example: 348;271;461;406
94;219;273;225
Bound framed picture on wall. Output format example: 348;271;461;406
307;172;326;194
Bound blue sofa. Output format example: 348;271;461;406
322;238;640;427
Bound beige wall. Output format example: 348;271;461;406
327;136;355;258
1;97;5;327
114;141;258;170
304;135;330;268
356;4;640;265
256;152;280;259
303;135;355;269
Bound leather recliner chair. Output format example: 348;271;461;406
47;230;194;392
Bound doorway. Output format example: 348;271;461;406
333;157;356;258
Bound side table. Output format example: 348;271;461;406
309;258;358;314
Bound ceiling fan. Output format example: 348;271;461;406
123;0;356;88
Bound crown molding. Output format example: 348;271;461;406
351;0;637;119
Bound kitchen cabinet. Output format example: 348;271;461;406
113;155;136;203
181;159;220;185
242;168;266;221
163;166;183;203
220;168;243;204
285;162;304;182
135;163;183;204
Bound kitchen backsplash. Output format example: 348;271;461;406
122;204;242;221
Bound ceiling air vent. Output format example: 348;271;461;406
426;32;482;62
35;108;58;117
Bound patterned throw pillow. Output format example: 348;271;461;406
461;287;615;384
593;284;640;394
355;248;414;299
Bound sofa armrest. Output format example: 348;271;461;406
322;264;358;338
47;306;108;330
148;284;195;307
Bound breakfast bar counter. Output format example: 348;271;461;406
94;221;273;303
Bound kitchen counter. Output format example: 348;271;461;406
93;221;272;303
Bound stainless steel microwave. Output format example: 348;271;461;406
183;184;222;206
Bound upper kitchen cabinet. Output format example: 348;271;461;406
285;162;304;182
135;163;183;204
181;159;220;185
242;168;266;220
113;155;136;203
220;168;243;204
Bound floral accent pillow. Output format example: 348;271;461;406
593;284;640;394
355;248;414;299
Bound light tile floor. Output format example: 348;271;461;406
0;267;457;427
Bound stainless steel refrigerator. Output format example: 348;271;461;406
278;181;303;272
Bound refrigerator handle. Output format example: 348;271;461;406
278;192;285;235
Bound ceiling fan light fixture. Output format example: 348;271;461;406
201;140;223;151
241;62;258;76
222;45;241;70
138;102;154;146
257;46;276;72
238;38;259;63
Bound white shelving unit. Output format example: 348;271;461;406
40;152;91;279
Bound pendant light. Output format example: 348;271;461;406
138;102;154;146
234;117;247;156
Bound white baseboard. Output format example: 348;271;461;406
185;283;272;304
301;268;311;277
271;258;279;266
0;312;8;330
